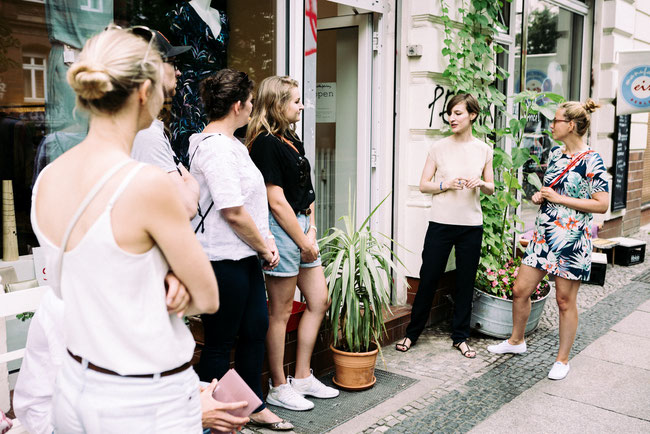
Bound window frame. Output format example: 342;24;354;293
80;0;104;13
22;53;47;103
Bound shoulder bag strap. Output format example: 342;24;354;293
189;134;217;234
548;150;594;189
52;159;131;298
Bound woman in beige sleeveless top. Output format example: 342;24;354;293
396;94;494;359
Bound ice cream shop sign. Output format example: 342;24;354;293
617;51;650;115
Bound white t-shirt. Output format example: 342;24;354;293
189;133;269;261
428;136;493;226
131;120;179;173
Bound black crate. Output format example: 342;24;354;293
614;243;646;266
583;252;607;286
584;262;607;286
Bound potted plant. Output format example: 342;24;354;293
470;91;563;338
318;195;406;391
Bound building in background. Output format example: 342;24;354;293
2;0;650;320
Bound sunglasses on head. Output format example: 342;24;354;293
105;24;156;65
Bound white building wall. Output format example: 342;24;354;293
393;1;460;304
592;0;650;224
594;0;650;153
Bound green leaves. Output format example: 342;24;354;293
527;172;542;191
319;193;406;353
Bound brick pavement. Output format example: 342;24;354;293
244;230;650;433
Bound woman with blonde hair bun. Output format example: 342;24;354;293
488;98;609;381
31;27;219;431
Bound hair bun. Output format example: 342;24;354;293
583;98;600;114
67;62;113;100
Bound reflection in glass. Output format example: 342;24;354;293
515;0;584;230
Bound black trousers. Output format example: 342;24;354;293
405;222;483;345
198;255;269;412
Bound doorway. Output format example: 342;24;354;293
315;14;372;232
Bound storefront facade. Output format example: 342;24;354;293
392;0;599;304
0;0;397;255
590;0;650;237
2;0;650;315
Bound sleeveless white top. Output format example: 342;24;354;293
30;162;195;375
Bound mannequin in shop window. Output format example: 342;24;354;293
166;1;228;163
189;0;222;38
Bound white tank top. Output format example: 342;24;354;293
30;162;195;375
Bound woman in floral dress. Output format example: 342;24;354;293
488;99;609;381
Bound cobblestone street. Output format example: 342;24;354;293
244;230;650;433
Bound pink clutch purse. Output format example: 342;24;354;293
211;368;262;418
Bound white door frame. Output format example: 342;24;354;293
316;14;373;226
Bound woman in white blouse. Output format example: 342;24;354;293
189;69;292;430
396;94;494;358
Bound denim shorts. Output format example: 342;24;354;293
265;211;321;277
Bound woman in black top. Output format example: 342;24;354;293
247;76;339;411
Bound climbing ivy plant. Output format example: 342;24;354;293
440;0;509;134
439;1;563;276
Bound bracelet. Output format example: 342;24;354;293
309;225;317;233
266;234;275;240
440;181;443;191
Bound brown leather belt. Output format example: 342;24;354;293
67;349;192;378
297;208;311;216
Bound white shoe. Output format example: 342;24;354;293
266;380;315;411
487;339;527;354
548;361;570;380
289;370;340;398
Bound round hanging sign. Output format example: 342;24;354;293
621;65;650;109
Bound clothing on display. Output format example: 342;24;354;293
43;0;113;160
166;2;229;162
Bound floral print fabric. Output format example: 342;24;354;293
523;146;609;280
166;2;228;162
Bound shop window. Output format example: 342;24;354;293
514;0;586;231
22;55;47;102
1;0;284;256
80;0;104;13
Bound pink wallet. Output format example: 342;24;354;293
211;368;263;418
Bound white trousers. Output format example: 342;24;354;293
52;355;202;433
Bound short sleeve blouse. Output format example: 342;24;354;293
249;132;316;211
189;133;269;261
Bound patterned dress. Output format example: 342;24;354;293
166;2;229;163
523;146;609;280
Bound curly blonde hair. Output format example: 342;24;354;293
246;76;300;147
67;26;164;116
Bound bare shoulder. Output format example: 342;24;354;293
129;164;178;203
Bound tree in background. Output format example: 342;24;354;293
527;7;559;54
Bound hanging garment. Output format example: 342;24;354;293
43;0;113;159
166;2;228;163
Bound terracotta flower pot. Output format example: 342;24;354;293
330;343;378;391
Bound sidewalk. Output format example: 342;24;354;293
471;297;650;433
247;228;650;433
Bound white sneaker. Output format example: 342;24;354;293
487;339;527;354
548;361;570;380
266;380;315;411
289;370;340;398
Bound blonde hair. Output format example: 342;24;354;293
246;76;299;147
67;27;164;116
558;98;600;137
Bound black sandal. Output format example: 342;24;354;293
395;337;412;352
453;341;476;358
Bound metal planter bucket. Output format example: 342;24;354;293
470;288;550;339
